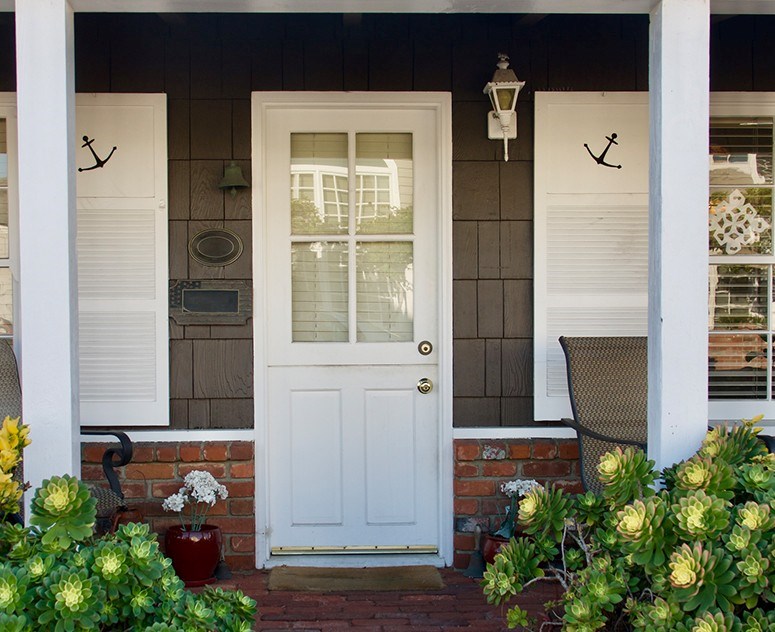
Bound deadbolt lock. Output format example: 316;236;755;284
417;378;433;394
418;341;433;355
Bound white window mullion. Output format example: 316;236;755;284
348;131;357;344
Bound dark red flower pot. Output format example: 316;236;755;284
482;534;510;565
165;524;222;587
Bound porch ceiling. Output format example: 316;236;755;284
2;0;775;14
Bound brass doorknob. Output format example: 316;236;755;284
417;378;433;394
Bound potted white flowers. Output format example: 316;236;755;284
483;478;540;563
162;470;229;586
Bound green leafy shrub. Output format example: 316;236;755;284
482;418;775;630
0;476;257;631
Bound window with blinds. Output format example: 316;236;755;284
708;118;774;401
290;132;414;343
535;94;775;421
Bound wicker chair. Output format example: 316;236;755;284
559;336;648;494
0;339;133;531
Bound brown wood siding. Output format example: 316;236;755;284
1;14;773;427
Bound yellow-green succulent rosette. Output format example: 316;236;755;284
30;474;97;549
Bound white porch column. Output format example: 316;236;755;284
648;0;710;470
15;0;80;497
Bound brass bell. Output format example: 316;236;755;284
218;162;249;197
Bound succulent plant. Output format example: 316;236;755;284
30;475;97;549
735;501;773;531
668;542;736;612
724;524;755;552
173;593;217;631
574;491;607;527
484;420;775;630
735;547;771;608
574;565;626;613
740;608;775;632
698;419;767;467
616;494;675;569
140;624;181;632
0;564;31;616
672;456;737;501
37;567;104;631
562;596;607;631
737;461;775;504
0;427;258;631
672;490;731;541
517;484;572;541
482;537;545;605
91;540;128;584
0;613;31;631
628;595;683;631
597;447;657;506
675;610;742;632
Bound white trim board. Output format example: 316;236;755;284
2;1;771;15
453;427;576;440
80;429;254;443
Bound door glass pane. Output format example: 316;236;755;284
0;268;12;336
291;133;348;235
709;333;768;399
708;265;767;331
292;242;348;342
356;242;413;342
356;133;413;235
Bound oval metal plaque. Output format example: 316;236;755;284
188;228;244;267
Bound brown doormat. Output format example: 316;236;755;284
268;565;445;592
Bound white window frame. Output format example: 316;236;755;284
534;92;775;423
706;94;775;421
0;95;19;354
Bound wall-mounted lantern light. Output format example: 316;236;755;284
218;162;250;197
483;53;525;162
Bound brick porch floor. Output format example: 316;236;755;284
218;568;562;631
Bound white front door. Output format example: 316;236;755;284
254;93;450;564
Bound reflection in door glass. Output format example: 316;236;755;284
356;134;413;235
291;133;348;235
292;242;348;342
356;242;413;342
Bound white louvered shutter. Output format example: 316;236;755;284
534;93;650;420
76;94;168;426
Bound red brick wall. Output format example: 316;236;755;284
453;438;582;569
83;437;578;571
81;441;255;571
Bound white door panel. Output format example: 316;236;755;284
257;96;445;559
268;366;438;550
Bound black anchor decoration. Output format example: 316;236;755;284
78;135;117;172
584;132;622;169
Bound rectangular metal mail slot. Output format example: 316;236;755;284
182;289;239;314
169;280;252;325
271;545;438;555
